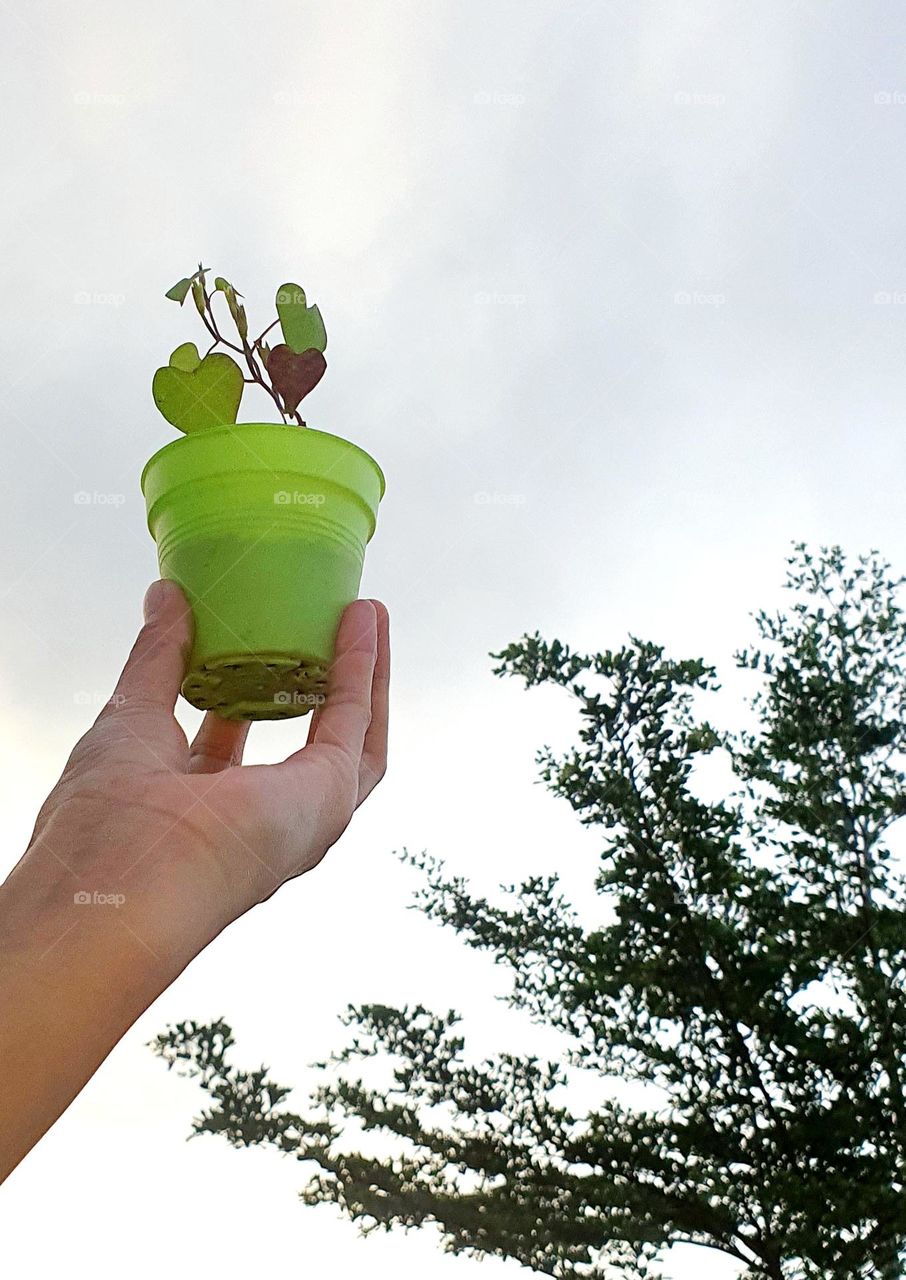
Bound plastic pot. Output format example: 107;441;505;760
141;422;384;721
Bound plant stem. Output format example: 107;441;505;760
256;318;280;343
202;288;295;424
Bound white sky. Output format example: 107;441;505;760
1;1;904;1276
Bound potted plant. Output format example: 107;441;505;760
142;264;385;721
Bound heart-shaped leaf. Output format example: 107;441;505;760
266;344;326;411
165;277;192;304
169;341;202;373
152;350;244;433
275;283;327;354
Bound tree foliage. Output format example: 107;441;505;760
152;545;906;1279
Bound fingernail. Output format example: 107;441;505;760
143;580;169;624
357;599;378;650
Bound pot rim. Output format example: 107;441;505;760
140;421;385;499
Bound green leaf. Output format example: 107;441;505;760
168;342;202;373
165;278;192;304
191;278;206;317
275;282;327;353
152;351;244;433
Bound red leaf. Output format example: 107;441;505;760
266;344;326;411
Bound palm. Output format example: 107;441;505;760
36;583;389;922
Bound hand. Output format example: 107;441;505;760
0;581;390;1179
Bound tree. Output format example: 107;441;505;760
152;545;906;1279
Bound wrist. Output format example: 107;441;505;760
7;794;237;975
0;835;193;1034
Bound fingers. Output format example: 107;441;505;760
217;600;388;897
356;600;389;806
284;599;377;769
108;580;193;716
188;712;251;774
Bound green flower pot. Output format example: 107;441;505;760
141;422;385;721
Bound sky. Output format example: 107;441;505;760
1;0;905;1275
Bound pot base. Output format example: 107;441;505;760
181;653;328;722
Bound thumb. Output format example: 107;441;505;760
109;580;193;715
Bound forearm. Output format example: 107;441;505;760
0;829;222;1182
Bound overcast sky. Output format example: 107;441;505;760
2;2;904;1276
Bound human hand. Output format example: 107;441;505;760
0;581;389;1179
28;580;388;939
